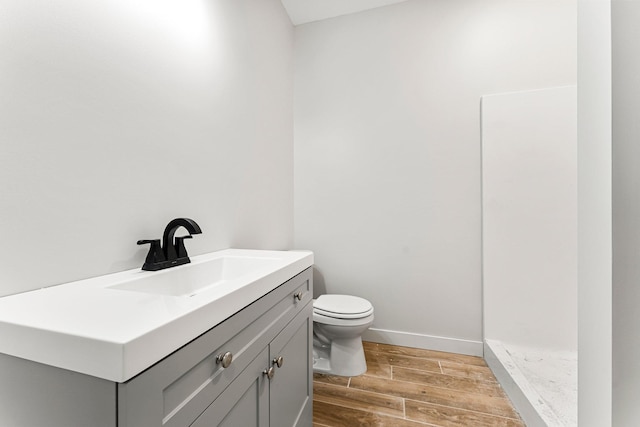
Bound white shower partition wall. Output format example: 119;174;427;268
481;86;578;427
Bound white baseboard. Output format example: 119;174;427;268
484;339;564;427
362;328;483;357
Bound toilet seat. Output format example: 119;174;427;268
313;294;374;320
313;310;374;327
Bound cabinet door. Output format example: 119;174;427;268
190;348;269;427
268;302;313;427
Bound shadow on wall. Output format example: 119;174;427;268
313;267;326;298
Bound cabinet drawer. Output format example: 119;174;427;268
118;267;312;427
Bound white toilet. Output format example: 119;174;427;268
312;294;374;377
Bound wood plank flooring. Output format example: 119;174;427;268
313;342;525;427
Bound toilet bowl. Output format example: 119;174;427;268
312;294;374;377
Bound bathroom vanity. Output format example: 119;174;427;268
0;249;313;427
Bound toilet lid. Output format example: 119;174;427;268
314;294;373;319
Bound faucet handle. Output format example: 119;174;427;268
175;236;193;259
137;239;166;270
137;239;158;245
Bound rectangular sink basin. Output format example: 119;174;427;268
109;255;280;297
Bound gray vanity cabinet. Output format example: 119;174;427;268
0;268;312;427
118;267;313;427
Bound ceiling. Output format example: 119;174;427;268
280;0;409;25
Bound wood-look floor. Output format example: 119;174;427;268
313;341;524;427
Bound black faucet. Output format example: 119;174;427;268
137;218;202;271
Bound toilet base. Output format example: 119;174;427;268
312;336;367;377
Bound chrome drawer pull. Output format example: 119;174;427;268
273;356;284;368
294;291;305;301
216;351;233;368
263;367;275;379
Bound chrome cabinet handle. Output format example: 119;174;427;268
216;351;233;368
273;356;284;368
294;291;305;301
263;367;275;379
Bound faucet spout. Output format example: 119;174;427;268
162;218;202;262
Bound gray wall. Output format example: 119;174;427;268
612;0;640;424
0;0;294;297
294;0;576;354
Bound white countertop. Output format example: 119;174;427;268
0;249;313;382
